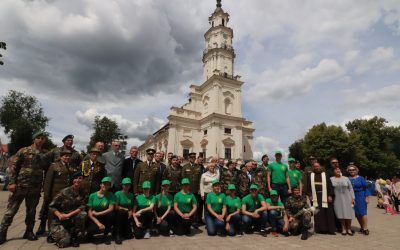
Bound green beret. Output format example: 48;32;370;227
142;181;151;189
161;179;171;186
32;130;47;140
227;184;236;190
270;190;278;196
250;184;258;190
101;176;112;183
121;178;131;185
181;178;190;185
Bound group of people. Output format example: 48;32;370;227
375;177;400;215
0;131;375;248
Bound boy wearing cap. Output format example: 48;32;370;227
205;180;226;236
267;151;291;204
154;180;175;236
288;157;303;195
241;184;269;236
114;178;134;244
133;181;155;239
174;178;198;236
87;176;116;245
224;184;242;236
266;190;287;237
0;131;50;244
48;172;87;248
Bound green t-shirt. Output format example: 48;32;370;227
288;169;302;188
87;191;116;212
174;191;197;213
268;162;288;184
135;194;155;210
242;194;265;212
115;191;134;209
206;192;226;214
154;193;173;214
265;198;284;216
224;195;241;214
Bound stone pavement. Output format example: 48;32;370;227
0;189;398;250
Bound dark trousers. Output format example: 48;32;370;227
194;193;203;224
242;211;268;232
156;212;176;236
205;215;225;236
271;183;289;204
267;210;284;232
175;216;192;236
392;195;400;212
133;212;154;239
115;210;133;238
226;214;242;236
87;213;114;237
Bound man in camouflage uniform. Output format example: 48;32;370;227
284;186;312;240
181;152;203;226
237;162;252;198
0;131;51;244
220;160;238;193
253;166;268;198
48;172;87;248
133;148;158;195
81;148;107;195
162;155;182;196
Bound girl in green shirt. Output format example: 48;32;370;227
133;181;155;239
154;180;175;236
87;176;116;245
173;178;197;236
114;177;134;244
224;184;243;236
205;180;226;236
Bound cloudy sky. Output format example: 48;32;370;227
1;0;399;160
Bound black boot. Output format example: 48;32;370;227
0;228;7;245
115;234;122;245
46;234;55;243
71;237;80;248
23;230;38;241
36;220;46;236
301;228;308;240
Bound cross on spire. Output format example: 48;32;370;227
216;0;222;8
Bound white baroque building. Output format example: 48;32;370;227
138;1;254;162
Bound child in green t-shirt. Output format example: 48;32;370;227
114;177;134;244
133;181;155;239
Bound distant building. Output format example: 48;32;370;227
139;1;254;162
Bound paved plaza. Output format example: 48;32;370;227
0;189;399;250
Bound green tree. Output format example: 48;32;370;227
288;139;306;166
0;42;6;65
0;90;55;154
87;116;120;152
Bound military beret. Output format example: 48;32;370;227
62;134;74;142
32;130;47;140
72;171;83;179
60;149;72;156
188;152;196;157
146;148;156;154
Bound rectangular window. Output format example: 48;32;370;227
204;130;207;135
183;149;189;160
224;128;231;134
225;148;232;160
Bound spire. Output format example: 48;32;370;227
216;0;222;8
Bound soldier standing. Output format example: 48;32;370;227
284;186;312;240
133;148;158;195
253;167;268;198
81;148;107;195
220;161;238;193
237;162;252;198
162;155;182;196
181;152;203;226
0;131;50;244
49;135;82;170
37;150;77;237
48;172;87;248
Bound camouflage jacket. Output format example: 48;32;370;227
237;171;251;197
162;165;182;193
220;168;238;193
49;186;87;221
9;145;50;188
252;169;268;196
181;163;203;194
285;195;309;218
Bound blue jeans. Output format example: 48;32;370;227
271;183;289;204
227;214;242;236
205;215;225;236
242;211;268;232
267;210;284;232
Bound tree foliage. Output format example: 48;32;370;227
0;42;6;65
289;117;400;178
87;115;120;152
0;90;55;154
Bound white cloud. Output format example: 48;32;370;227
349;84;400;107
355;47;395;74
253;136;286;162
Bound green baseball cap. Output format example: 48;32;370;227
142;181;151;189
288;157;296;162
227;184;236;190
270;190;278;196
161;179;171;186
121;178;131;185
181;178;190;185
32;130;47;140
250;184;258;190
275;150;283;155
101;176;112;183
211;179;220;186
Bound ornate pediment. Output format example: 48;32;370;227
180;139;193;147
222;137;235;146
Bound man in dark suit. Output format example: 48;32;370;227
155;152;166;194
122;146;142;193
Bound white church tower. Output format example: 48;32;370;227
139;0;254;162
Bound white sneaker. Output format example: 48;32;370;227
169;230;175;237
144;230;151;239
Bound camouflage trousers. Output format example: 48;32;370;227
0;187;41;231
50;211;87;248
289;210;312;235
